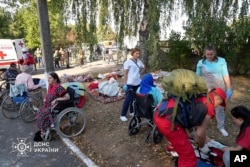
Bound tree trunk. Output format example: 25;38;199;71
137;0;149;69
36;0;54;73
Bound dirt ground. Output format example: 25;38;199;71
72;66;250;167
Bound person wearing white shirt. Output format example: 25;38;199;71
120;48;145;122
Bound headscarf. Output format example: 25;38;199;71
139;73;155;94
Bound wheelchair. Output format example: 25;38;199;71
128;92;163;144
42;87;87;141
0;77;16;103
1;84;42;123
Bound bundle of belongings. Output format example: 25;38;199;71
61;82;86;108
87;77;124;104
97;69;124;80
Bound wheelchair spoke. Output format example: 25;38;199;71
1;96;20;119
56;107;86;138
20;97;41;123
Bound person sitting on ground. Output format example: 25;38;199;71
136;73;163;106
4;63;20;89
154;88;227;167
34;72;70;141
15;65;40;90
220;106;250;167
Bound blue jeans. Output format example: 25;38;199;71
120;85;139;116
37;57;44;66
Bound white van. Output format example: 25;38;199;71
0;39;25;71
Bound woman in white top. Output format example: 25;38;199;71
120;48;145;122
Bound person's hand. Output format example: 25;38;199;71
226;88;233;99
51;99;58;106
123;84;128;92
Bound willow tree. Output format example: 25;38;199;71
182;0;249;54
3;0;250;70
70;0;177;68
70;0;248;69
182;0;250;73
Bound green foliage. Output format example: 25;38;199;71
1;0;250;74
166;31;194;70
0;8;12;38
183;0;250;74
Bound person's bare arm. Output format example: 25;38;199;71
124;69;128;84
196;115;211;148
223;75;231;89
141;67;145;74
221;145;243;152
51;93;70;105
28;76;40;90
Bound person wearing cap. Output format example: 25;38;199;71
196;46;232;137
15;65;40;90
21;47;36;72
154;87;227;167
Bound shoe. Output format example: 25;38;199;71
33;131;43;142
120;116;128;122
129;112;134;117
219;128;228;137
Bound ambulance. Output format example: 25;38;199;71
0;39;26;71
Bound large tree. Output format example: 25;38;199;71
2;0;250;71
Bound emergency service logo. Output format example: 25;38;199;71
11;137;59;157
12;138;32;157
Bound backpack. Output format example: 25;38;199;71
157;97;208;129
160;69;208;130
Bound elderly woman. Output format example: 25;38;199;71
34;72;70;141
15;65;40;90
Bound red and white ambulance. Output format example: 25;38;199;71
0;39;26;71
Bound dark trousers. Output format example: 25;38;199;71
120;85;139;116
54;60;60;68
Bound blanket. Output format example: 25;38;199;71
86;88;124;104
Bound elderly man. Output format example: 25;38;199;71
15;65;40;90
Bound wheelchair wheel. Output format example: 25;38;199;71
19;97;41;123
128;116;141;136
0;81;7;93
0;90;9;104
1;95;20;119
152;126;163;144
56;107;86;138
